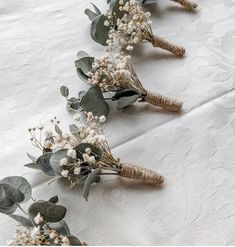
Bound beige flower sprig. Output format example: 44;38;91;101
25;113;164;200
87;0;186;56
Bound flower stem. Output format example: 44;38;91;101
153;35;186;56
172;0;198;10
144;91;183;112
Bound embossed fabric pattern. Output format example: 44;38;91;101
0;0;235;245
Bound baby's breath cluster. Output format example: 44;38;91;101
8;217;71;246
105;0;153;52
88;52;146;95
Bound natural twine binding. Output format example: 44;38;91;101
153;36;186;56
172;0;198;10
145;91;182;112
120;163;164;185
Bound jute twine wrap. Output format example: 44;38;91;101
153;36;186;56
120;163;164;185
173;0;198;10
145;91;182;112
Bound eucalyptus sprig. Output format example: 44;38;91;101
85;0;186;56
0;176;85;246
25;113;164;201
72;51;182;115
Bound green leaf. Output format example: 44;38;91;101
74;56;94;83
0;204;17;215
67;236;83;246
141;0;158;4
24;163;40;170
0;184;23;208
91;3;101;15
48;196;59;204
27;153;37;162
67;97;80;111
85;8;98;21
117;94;139;110
83;168;101;201
55;125;63;136
36;153;57;177
69;124;79;134
9;214;33;228
74;143;102;161
50;149;68;176
90;15;110;46
80;86;109;117
60;86;69;97
112;89;139;100
49;220;70;235
28;201;67;223
77;50;89;59
0;176;32;203
78;91;86;101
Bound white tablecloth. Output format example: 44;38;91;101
1;0;235;245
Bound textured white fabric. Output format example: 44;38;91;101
1;0;235;245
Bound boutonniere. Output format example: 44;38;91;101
25;114;164;201
65;51;182;117
85;0;186;56
0;176;85;246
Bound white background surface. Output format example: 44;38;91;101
1;0;235;245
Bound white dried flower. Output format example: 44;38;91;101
44;140;52;149
99;115;106;123
67;149;77;159
61;170;69;177
34;213;43;225
74;167;81;175
62;236;70;245
30;226;40;239
89;156;96;163
85;148;92;154
60;158;68;166
126;45;134;51
49;231;55;239
104;20;110;26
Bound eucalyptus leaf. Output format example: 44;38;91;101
83;168;101;201
77;50;89;59
141;0;158;4
9;214;33;228
0;204;17;215
117;94;139;110
112;89;139;100
67;236;82;246
55;125;63;136
78;91;86;101
60;86;69;98
48;196;59;204
24;163;40;170
85;8;98;21
74;143;102;161
28;201;67;223
80;86;109;117
0;184;22;208
27;153;37;163
69;124;79;134
0;176;32;203
90;14;110;46
50;149;68;176
49;220;70;235
67;97;80;111
91;3;101;15
75;56;94;83
36;153;57;177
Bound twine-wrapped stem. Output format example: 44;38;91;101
120;163;164;185
172;0;198;10
153;36;186;56
144;91;182;112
